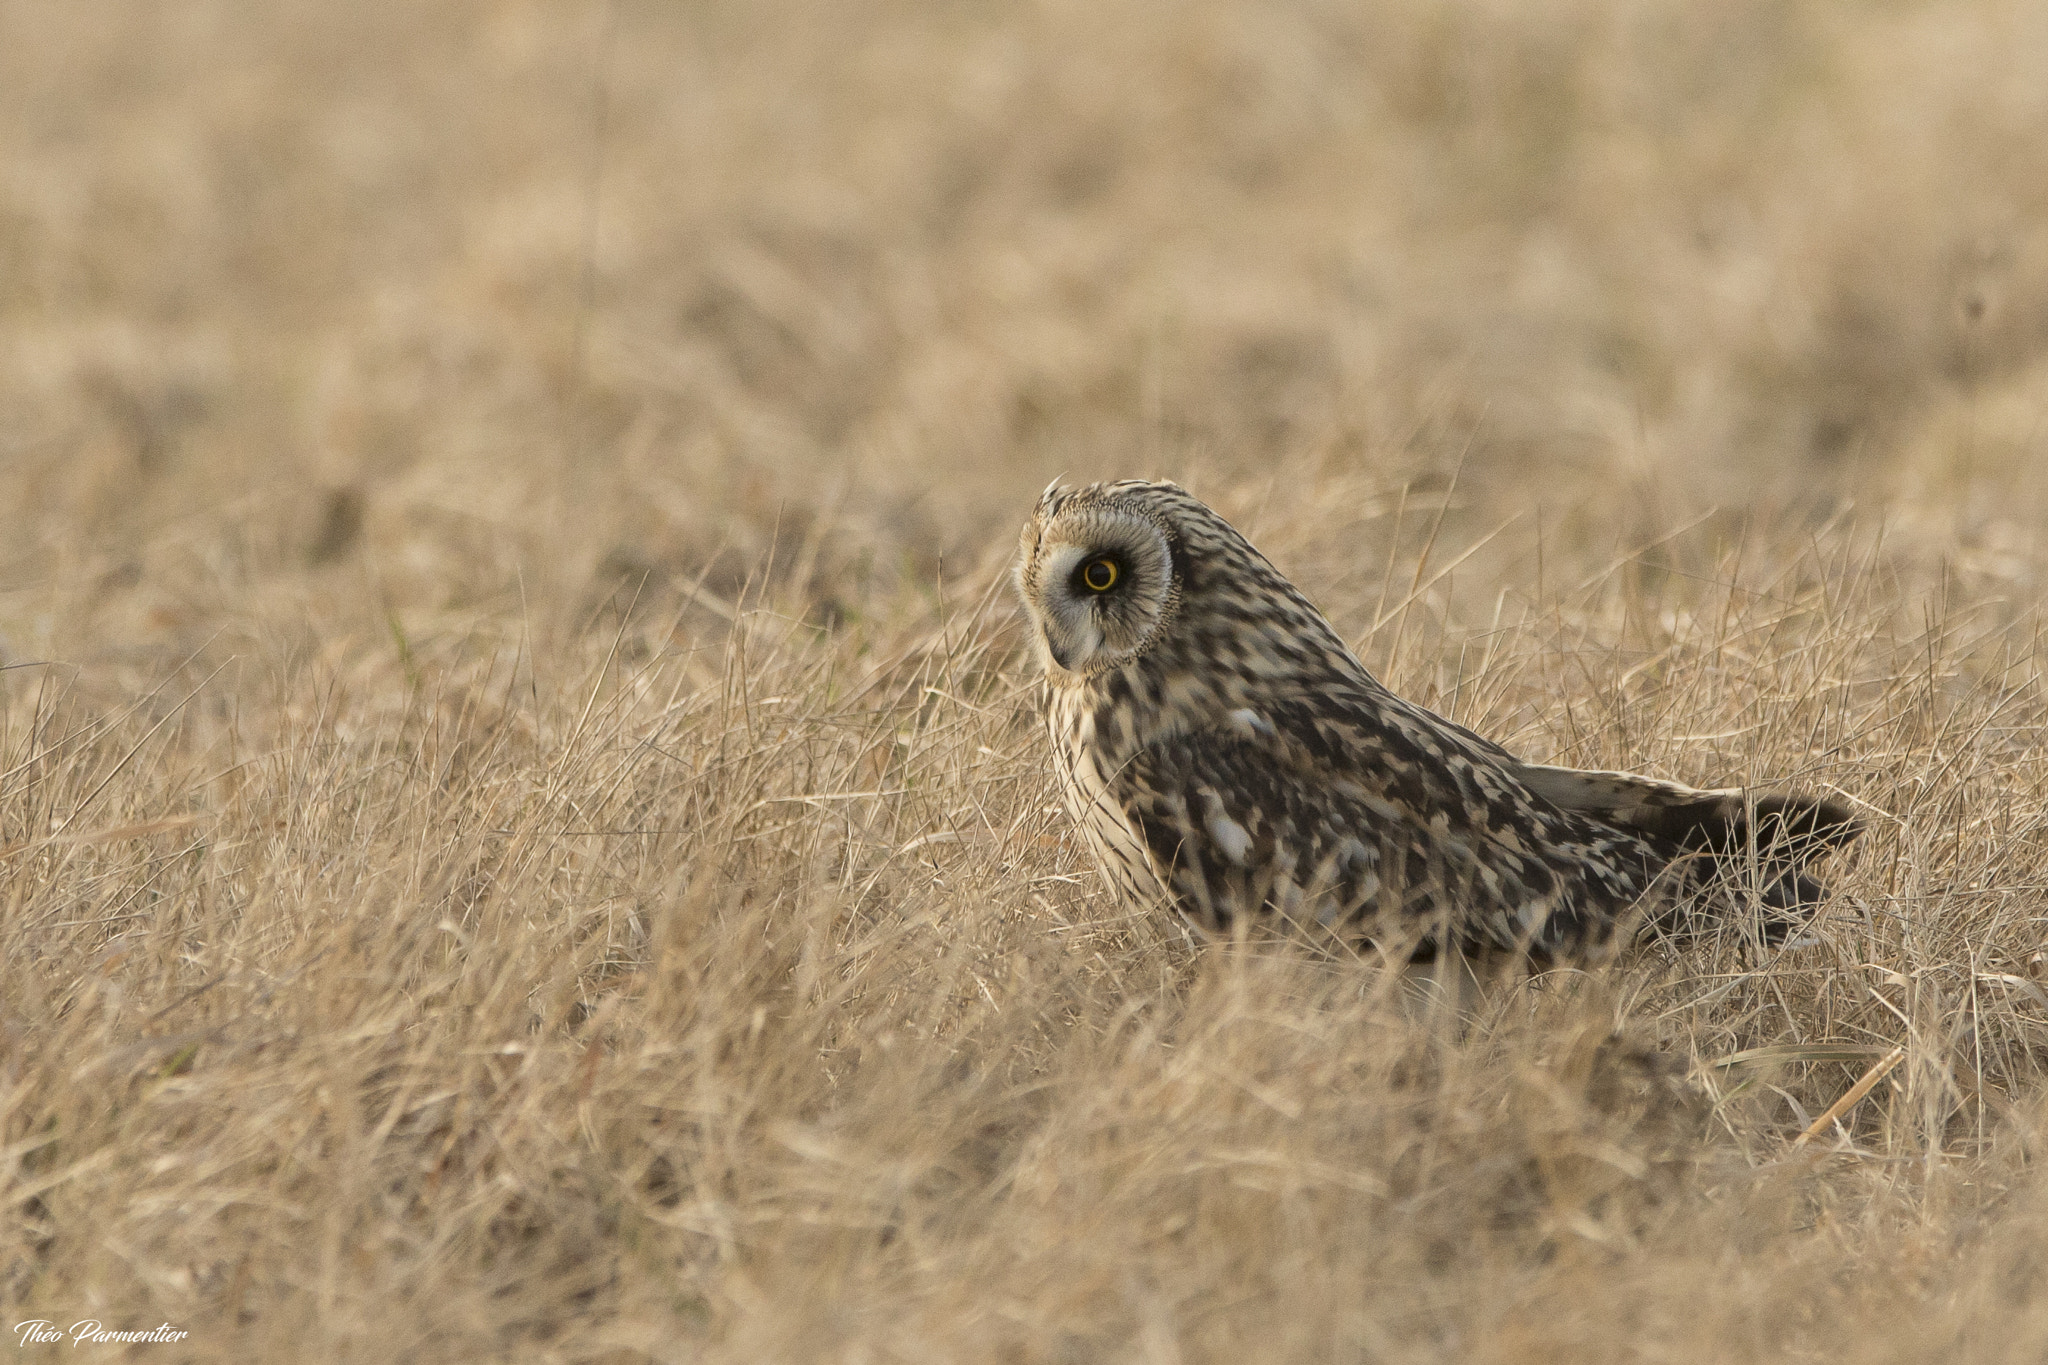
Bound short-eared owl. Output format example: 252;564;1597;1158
1015;479;1858;960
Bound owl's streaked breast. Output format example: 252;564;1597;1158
1048;683;1165;909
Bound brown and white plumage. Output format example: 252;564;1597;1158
1014;479;1859;961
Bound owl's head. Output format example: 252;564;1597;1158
1014;480;1187;678
1016;478;1356;684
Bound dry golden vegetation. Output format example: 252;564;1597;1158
8;1;2048;1359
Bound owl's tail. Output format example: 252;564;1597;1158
1514;763;1862;936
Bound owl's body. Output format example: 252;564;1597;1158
1016;480;1858;960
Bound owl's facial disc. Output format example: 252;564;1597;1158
1018;503;1174;676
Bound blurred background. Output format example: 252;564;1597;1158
5;0;2048;660
16;8;2048;1352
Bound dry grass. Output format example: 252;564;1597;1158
7;1;2048;1359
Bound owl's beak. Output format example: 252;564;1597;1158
1041;618;1101;674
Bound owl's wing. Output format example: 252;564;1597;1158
1113;691;1665;955
1510;762;1860;922
1512;763;1858;863
1364;679;1861;878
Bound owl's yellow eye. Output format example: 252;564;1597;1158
1081;557;1119;592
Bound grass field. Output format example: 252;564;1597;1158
7;1;2048;1359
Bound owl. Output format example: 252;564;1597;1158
1014;479;1860;962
